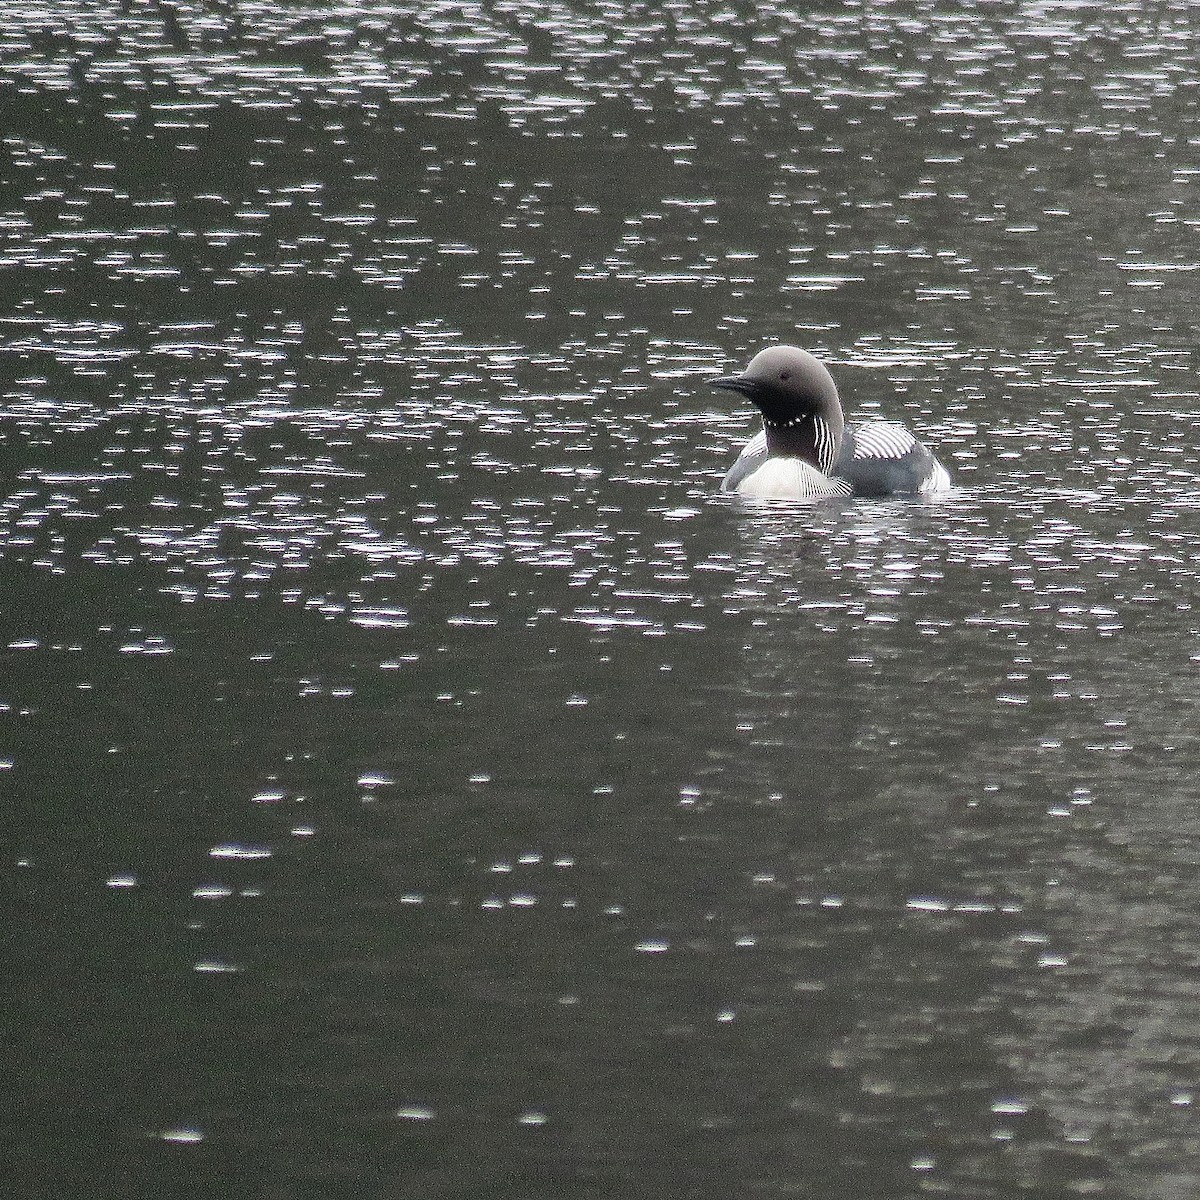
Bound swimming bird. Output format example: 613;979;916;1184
711;345;952;500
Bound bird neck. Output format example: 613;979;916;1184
762;411;843;474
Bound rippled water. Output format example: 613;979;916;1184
7;2;1200;1197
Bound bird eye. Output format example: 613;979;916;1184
779;370;791;381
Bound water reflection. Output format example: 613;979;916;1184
7;1;1200;1197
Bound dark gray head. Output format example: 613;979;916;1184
711;346;846;469
710;345;844;428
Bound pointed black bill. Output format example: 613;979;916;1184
709;374;756;397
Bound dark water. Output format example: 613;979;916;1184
6;2;1200;1197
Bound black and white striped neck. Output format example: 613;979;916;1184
762;413;841;475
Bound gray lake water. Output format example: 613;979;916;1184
6;2;1200;1197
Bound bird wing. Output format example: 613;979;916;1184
839;421;951;496
720;430;769;493
739;429;769;460
849;421;920;461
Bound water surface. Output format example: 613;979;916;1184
6;2;1200;1198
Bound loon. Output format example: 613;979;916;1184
711;345;952;500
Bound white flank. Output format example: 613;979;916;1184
736;457;852;501
735;429;768;460
918;461;953;493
